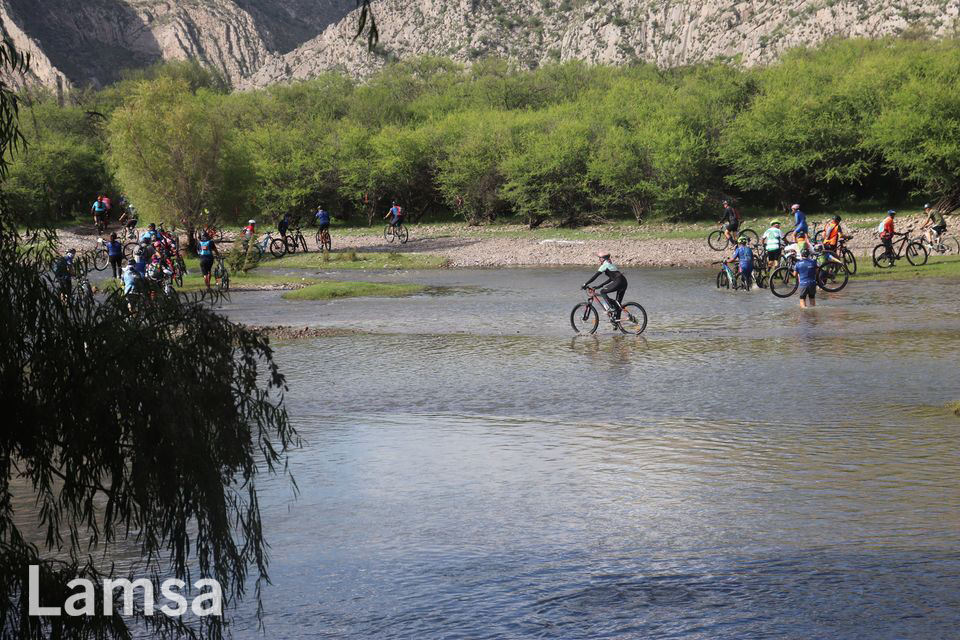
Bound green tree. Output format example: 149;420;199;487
1;39;298;639
108;76;253;249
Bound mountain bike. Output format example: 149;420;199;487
708;225;758;251
917;231;960;256
872;228;927;268
92;238;109;271
571;287;647;335
714;260;741;290
384;221;409;244
213;255;230;292
315;226;332;251
284;226;309;254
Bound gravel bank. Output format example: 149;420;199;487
55;217;926;269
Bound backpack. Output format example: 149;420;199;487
733;207;742;222
876;219;886;234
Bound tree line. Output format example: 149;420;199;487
7;36;960;236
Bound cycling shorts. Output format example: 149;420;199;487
766;248;781;262
799;283;816;300
199;255;214;276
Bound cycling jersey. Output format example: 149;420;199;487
733;246;754;270
140;230;158;243
823;221;841;246
881;216;895;238
389;206;403;223
122;267;140;294
198;239;215;256
315;209;330;226
92;201;107;215
795;259;817;287
928;211;946;227
762;227;783;250
794;209;808;233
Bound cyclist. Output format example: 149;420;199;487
384;201;404;228
91;196;108;229
133;239;152;276
728;236;754;290
879;210;896;259
122;259;141;295
717;199;739;245
197;231;220;288
277;213;291;238
582;250;628;321
921;203;947;245
314;205;330;231
117;207;137;234
762;220;784;268
792;203;807;237
822;215;848;255
140;223;159;244
106;232;124;279
793;246;818;308
53;248;77;298
242;219;256;249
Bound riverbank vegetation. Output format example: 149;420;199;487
281;281;427;300
8;37;960;234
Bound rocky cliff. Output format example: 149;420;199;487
3;0;958;90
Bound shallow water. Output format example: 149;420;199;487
56;267;960;637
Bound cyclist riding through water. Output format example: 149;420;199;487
582;251;628;320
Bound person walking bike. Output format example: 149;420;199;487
794;247;818;308
728;236;755;290
105;232;124;279
718;199;739;246
762;220;784;268
197;232;220;288
879;210;896;260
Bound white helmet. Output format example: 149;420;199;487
248;219;256;224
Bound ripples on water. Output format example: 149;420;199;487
113;269;960;637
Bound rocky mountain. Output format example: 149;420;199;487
4;0;958;90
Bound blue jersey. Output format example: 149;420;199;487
140;230;158;243
122;268;140;294
733;246;754;270
92;201;107;214
795;258;817;287
106;240;123;257
198;239;215;256
315;209;329;225
389;206;403;222
794;209;808;233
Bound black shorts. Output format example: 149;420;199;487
799;283;816;300
767;248;781;262
317;223;329;232
933;224;947;235
725;221;739;232
199;255;214;276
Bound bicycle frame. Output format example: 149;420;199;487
584;287;621;317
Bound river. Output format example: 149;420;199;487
99;267;960;637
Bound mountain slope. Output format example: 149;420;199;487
243;0;960;87
3;0;959;89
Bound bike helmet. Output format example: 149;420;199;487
596;250;611;259
248;219;256;224
127;259;136;267
791;203;800;210
199;232;209;241
887;209;897;216
770;220;781;226
66;248;76;255
924;203;931;209
737;236;748;244
833;215;841;222
800;247;811;259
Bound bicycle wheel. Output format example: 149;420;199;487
123;242;138;261
93;248;108;271
841;248;857;275
176;256;187;275
384;225;395;243
940;236;960;255
817;261;848;292
397;224;409;244
617;302;648;335
322;232;332;251
740;228;759;245
813;229;824;244
570;302;599;334
174;268;183;288
906;242;928;266
769;266;798;297
707;230;727;251
270;238;287;258
734;271;752;291
298;234;309;253
754;269;768;289
872;244;894;268
716;270;729;289
218;268;230;292
284;235;299;254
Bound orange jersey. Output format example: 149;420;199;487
882;216;895;237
